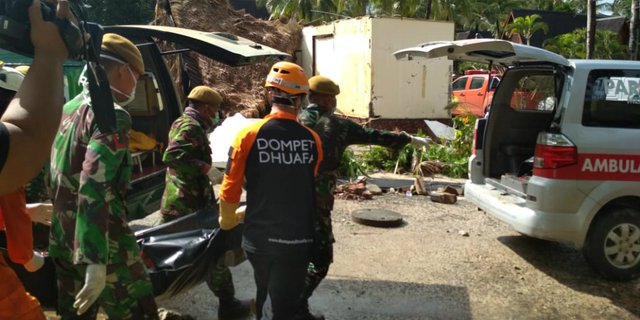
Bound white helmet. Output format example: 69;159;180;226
0;63;25;92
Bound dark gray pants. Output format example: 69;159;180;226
246;251;309;320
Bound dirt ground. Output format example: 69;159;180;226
149;173;640;320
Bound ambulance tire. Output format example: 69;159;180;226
583;207;640;281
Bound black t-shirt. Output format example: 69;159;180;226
241;117;320;255
0;122;8;173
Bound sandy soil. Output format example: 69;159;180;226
152;174;640;320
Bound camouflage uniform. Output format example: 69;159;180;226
25;165;49;203
160;107;216;221
48;94;158;319
298;103;410;304
160;106;238;301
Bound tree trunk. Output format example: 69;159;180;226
426;0;433;19
586;0;596;59
630;0;640;60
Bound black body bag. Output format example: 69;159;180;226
135;208;244;298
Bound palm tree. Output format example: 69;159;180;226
587;0;596;58
609;0;631;16
631;0;640;59
257;0;338;20
506;14;549;45
470;0;527;38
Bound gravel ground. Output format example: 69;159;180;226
137;174;640;320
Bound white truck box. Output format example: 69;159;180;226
300;17;454;119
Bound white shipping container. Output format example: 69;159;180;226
300;17;454;119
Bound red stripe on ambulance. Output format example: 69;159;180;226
534;153;640;181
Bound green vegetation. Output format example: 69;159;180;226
338;115;476;179
85;0;155;25
544;28;628;59
505;14;549;45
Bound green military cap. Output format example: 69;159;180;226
309;75;340;95
188;86;223;107
101;33;144;75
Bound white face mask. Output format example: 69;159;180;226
110;65;138;106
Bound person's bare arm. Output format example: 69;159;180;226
0;0;69;195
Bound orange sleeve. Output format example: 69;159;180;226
0;188;33;264
219;120;263;204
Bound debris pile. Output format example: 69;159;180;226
335;177;374;201
166;0;303;116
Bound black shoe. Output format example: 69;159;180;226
218;298;254;320
293;310;325;320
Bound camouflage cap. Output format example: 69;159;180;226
309;75;340;95
101;33;144;75
188;86;223;107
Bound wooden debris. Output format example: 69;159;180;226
413;176;428;195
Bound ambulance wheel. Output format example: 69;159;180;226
583;207;640;281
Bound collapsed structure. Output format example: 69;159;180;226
158;0;303;115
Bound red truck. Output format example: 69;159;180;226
451;70;500;117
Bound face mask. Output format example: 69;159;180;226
210;112;221;126
110;65;138;106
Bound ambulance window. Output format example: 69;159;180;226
583;69;640;129
508;74;556;112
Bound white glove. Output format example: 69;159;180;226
410;136;430;148
74;264;107;315
23;251;45;272
26;203;53;225
206;166;224;184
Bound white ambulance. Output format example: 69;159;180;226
395;39;640;281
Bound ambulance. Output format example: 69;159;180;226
395;39;640;280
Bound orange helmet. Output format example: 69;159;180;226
264;61;309;95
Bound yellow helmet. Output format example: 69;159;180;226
264;61;309;95
0;63;24;92
15;65;30;75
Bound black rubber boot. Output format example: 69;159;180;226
218;297;254;320
293;301;325;320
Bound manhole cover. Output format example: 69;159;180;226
351;208;403;228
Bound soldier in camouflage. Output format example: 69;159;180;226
161;85;223;221
48;34;159;319
296;76;430;320
161;85;252;320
